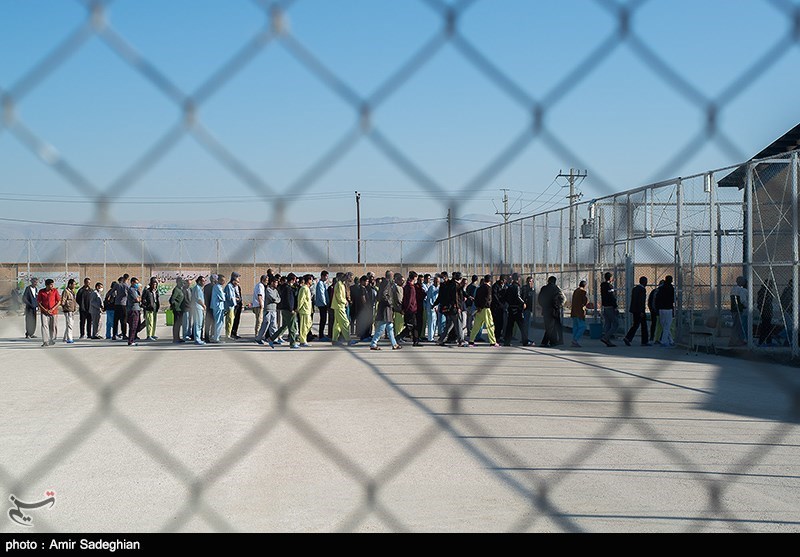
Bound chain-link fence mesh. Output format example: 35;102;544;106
2;0;800;533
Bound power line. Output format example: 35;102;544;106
0;216;445;232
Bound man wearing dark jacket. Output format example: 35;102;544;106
648;280;662;342
437;272;465;346
402;271;420;346
491;274;507;342
271;273;300;348
538;276;566;347
624;276;649;346
469;275;499;346
76;277;93;339
655;275;676;346
600;272;618;347
169;278;185;343
141;277;160;341
113;274;129;340
503;273;531;346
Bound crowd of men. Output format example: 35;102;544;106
19;269;688;350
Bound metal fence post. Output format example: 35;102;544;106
708;173;718;316
141;239;145;282
792;153;798;358
27;239;31;280
103;239;107;288
65;239;68;277
746;165;754;350
252;239;257;286
675;180;683;342
216;239;220;273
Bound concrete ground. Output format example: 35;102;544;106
1;311;799;533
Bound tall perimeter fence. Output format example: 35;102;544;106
438;151;800;358
0;237;437;307
2;0;800;534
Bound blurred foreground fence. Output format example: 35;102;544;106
439;150;800;358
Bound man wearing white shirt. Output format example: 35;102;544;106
252;274;267;337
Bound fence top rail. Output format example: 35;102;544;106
438;148;800;242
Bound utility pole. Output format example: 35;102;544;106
356;191;361;264
447;208;452;269
495;188;520;273
558;168;587;265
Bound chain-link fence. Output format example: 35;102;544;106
438;151;800;358
2;0;800;534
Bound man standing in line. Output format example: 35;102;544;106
315;270;329;341
655;275;676;347
252;274;267;338
648;280;661;343
211;274;227;344
425;275;440;343
271;273;300;349
730;276;748;346
438;272;466;347
23;276;39;339
229;272;244;340
192;276;206;346
624;276;650;346
538;276;566;347
297;274;313;347
126;277;142;347
570;280;588;348
224;273;238;340
331;272;355;346
491;274;507;343
256;275;280;347
466;275;480;340
104;281;117;340
113;274;129;340
363;275;378;341
402;271;420;346
37;278;60;347
204;274;217;343
142;277;160;342
60;278;77;344
469;275;500;347
503;273;531;347
89;282;104;339
370;271;402;351
181;277;192;341
416;274;429;340
169;278;185;343
521;276;536;343
350;275;366;339
76;277;92;340
600;272;618;347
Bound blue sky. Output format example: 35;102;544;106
1;0;799;233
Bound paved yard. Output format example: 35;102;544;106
1;312;799;532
